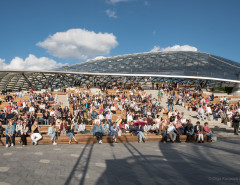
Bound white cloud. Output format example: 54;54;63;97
106;9;118;18
106;0;129;4
150;46;160;52
0;55;65;71
150;44;198;52
37;28;118;60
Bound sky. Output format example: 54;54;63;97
0;0;239;70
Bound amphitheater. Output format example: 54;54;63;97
0;51;240;185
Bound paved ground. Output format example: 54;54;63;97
0;139;240;185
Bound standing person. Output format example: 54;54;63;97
31;121;42;145
90;121;105;144
48;123;57;145
5;119;15;147
21;121;29;146
232;112;240;135
158;90;161;102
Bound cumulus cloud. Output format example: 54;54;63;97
150;44;198;52
106;9;118;18
37;29;118;60
106;0;130;4
0;55;65;71
150;46;160;52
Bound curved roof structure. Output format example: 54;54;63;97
0;51;239;91
60;51;240;81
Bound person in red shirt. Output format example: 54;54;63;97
6;103;13;113
203;122;213;142
119;121;126;134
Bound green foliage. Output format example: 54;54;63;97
212;87;233;94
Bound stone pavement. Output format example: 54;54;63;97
0;139;240;185
145;90;240;138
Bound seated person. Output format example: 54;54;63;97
5;119;15;147
149;122;158;134
48;123;57;145
60;119;67;135
102;120;110;135
185;122;194;142
194;121;204;143
119;121;126;134
167;122;177;143
90;121;105;144
109;122;118;143
203;122;213;142
175;120;184;134
111;104;116;114
159;121;168;143
15;120;23;137
31;121;42;145
135;124;148;143
128;121;136;135
21;121;29;146
143;123;151;134
66;122;78;144
78;122;86;134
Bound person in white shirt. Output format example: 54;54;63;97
111;104;116;114
99;113;104;122
198;106;205;120
205;105;212;121
127;113;133;123
29;106;35;114
78;123;86;134
167;123;177;142
106;111;112;124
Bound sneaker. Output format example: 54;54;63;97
53;142;57;145
6;144;8;148
11;143;14;147
31;141;34;145
34;142;38;146
22;145;26;147
99;140;102;144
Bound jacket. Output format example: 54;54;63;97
90;124;104;135
5;125;15;135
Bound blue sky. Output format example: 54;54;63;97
0;0;239;70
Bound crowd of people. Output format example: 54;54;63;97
171;88;240;135
0;84;239;148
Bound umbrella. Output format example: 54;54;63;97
133;121;146;126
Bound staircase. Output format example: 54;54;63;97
55;94;69;108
